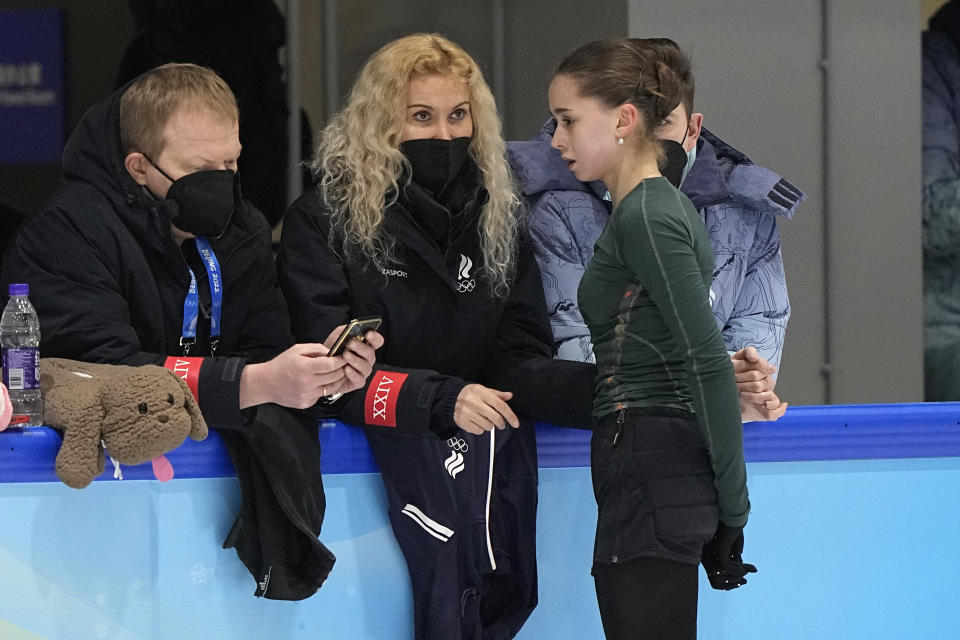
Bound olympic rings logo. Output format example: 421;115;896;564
447;437;469;452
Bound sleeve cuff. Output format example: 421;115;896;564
197;356;248;430
429;378;465;439
719;498;751;528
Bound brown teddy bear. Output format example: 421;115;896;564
39;358;208;489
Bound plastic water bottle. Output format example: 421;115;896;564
1;283;43;426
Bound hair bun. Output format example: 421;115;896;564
652;61;682;121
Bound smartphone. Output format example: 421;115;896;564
327;316;382;357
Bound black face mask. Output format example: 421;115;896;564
144;154;240;238
658;139;687;188
400;137;472;196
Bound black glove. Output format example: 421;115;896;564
700;523;758;590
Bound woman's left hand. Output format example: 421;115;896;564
453;384;520;435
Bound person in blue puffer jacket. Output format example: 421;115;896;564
508;38;804;421
923;1;960;400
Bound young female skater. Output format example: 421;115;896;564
548;39;757;639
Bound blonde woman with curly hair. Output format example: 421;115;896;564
279;33;594;640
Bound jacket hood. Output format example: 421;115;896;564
61;81;146;212
506;119;608;201
58;81;188;254
682;128;804;220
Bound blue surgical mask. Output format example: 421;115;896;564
680;143;697;186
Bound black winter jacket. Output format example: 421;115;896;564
1;85;334;600
278;181;594;432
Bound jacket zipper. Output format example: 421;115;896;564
610;408;626;563
692;193;736;211
611;407;625;447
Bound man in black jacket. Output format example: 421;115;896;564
1;63;382;599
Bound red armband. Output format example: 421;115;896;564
364;370;408;427
164;356;202;401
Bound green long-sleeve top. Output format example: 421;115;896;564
578;177;749;526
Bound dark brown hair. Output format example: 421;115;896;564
637;38;695;117
555;38;692;145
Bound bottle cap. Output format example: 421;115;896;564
8;283;29;296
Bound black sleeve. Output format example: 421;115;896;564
481;232;596;429
277;193;464;435
3;206;252;431
205;209;297;428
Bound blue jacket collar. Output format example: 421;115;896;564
683;128;803;220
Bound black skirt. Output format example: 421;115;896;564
590;407;719;569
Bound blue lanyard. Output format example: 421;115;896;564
180;237;223;355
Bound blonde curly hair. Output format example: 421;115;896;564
311;33;520;295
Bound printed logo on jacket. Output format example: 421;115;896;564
457;254;476;293
364;370;408;427
444;436;469;478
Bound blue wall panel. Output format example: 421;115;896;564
2;404;960;638
1;459;959;638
